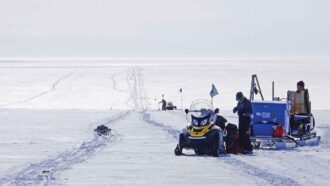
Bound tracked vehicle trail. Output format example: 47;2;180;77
141;112;300;186
0;70;77;107
129;67;299;185
0;112;130;186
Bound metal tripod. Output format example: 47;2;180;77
250;74;264;101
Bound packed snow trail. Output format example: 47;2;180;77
141;111;300;186
112;67;299;185
59;68;264;185
21;70;77;103
60;111;269;186
0;67;141;185
0;111;130;186
124;67;148;110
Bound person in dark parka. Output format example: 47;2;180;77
159;99;166;110
233;92;253;154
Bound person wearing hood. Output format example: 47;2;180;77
233;92;253;154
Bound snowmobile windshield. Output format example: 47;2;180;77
189;99;213;115
187;99;214;124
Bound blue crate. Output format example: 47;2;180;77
251;101;290;137
252;123;274;136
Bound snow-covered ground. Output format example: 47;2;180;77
0;59;329;185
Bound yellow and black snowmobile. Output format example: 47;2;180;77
174;99;225;157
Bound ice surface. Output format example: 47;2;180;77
0;59;329;185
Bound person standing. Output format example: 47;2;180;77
233;92;253;154
294;81;310;114
159;99;166;110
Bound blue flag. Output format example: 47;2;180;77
210;84;219;97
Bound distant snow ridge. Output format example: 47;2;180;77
143;111;300;186
0;111;130;186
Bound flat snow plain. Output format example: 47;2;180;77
0;59;329;186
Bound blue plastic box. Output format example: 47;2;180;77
251;101;290;137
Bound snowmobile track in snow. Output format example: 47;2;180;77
0;111;131;186
0;69;77;107
124;67;148;110
110;70;127;93
141;112;180;139
142;111;300;186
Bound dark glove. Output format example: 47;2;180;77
233;107;238;113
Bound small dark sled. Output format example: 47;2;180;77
94;125;111;136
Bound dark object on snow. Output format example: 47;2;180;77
225;124;244;154
42;170;50;174
94;125;111;136
166;102;177;110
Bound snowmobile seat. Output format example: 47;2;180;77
293;114;310;123
290;113;315;137
290;114;311;130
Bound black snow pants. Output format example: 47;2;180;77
238;116;253;151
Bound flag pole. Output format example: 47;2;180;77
211;96;213;107
181;92;183;110
179;88;183;110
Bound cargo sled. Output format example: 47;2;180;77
94;125;111;136
249;75;321;149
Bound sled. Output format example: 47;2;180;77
249;75;321;150
94;125;111;136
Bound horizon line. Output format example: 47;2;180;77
1;56;330;62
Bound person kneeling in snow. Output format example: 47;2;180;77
211;108;227;154
213;108;227;130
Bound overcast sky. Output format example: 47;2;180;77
0;0;329;58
